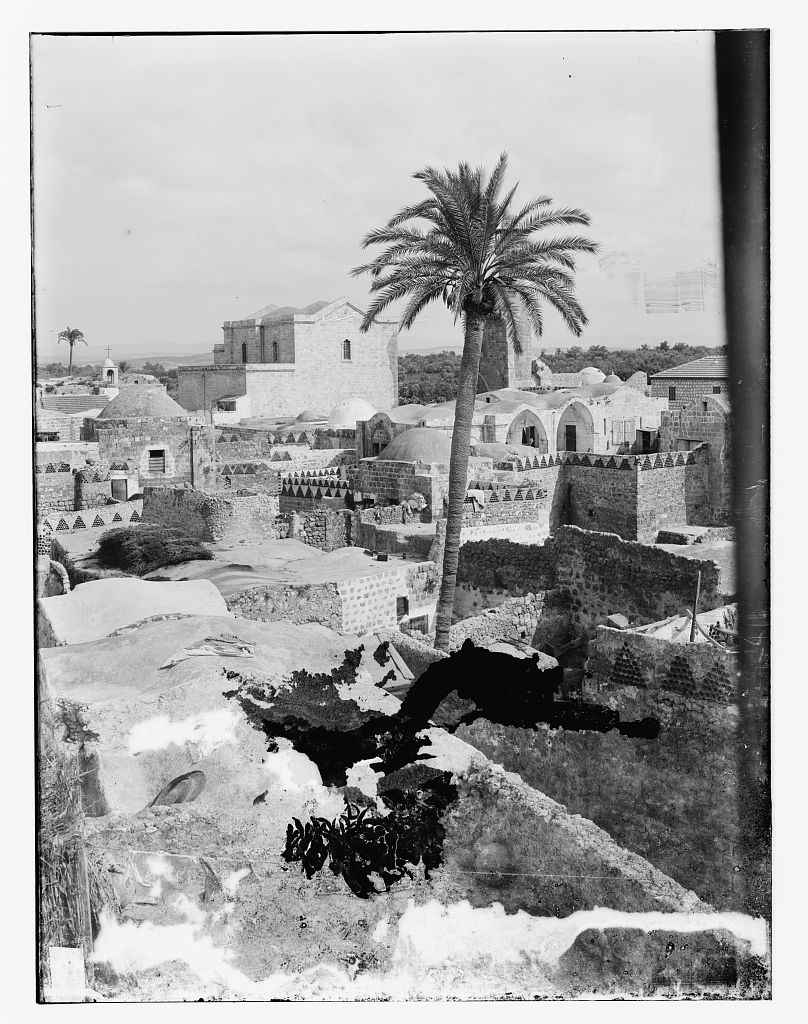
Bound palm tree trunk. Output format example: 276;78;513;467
433;310;485;651
68;343;73;376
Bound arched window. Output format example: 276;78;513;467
342;338;352;361
241;342;247;364
272;340;279;362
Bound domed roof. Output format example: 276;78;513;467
604;373;622;383
328;397;376;429
102;357;116;369
579;366;606;384
378;427;452;463
294;408;327;422
97;385;188;420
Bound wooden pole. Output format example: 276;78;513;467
689;569;702;642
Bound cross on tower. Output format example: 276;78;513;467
105;345;112;359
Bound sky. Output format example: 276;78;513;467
32;31;725;362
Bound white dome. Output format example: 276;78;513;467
102;357;116;368
579;366;606;384
328;397;376;429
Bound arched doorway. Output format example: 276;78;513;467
556;401;595;453
506;410;548;452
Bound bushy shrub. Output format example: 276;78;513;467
97;525;213;576
283;778;456;898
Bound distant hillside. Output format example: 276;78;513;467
122;352;211;369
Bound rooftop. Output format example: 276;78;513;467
248;299;332;320
650;355;728;380
377;426;452;463
40;394;107;415
97;385;189;420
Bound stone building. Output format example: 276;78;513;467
177;297;398;421
357;382;667;462
87;385;217;498
355;427;458;520
649;354;728;410
475;315;542;391
660;393;732;522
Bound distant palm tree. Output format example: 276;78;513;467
57;326;86;376
353;153;596;650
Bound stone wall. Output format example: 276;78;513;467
552;526;722;630
457;527;722;632
649;374;728;410
355;458;446;519
40;499;144;537
458;682;742;909
182;307;397;419
226;582;342;631
176;365;247;414
36;471;76;515
93;419;216;492
457;538;556;595
142;486;280;543
636;460;711;541
562;462;639;538
288;509;351;552
660;397;732;523
448;594;549;650
585;624;738;704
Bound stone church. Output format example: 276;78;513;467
177;298;398;421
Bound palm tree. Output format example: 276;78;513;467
57;326;86;376
353;153;597;650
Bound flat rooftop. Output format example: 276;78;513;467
145;538;415;596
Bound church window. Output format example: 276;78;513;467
241;342;248;363
342;338;352;361
272;340;279;362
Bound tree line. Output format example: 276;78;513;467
397;339;724;403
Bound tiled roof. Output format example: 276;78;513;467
650;355;728;379
40;394;106;414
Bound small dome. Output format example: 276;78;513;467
98;385;188;420
328;397;376;429
378;427;452;463
295;408;327;422
579;366;606;384
102;357;116;369
604;373;622;383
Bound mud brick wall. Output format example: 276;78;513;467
585;625;739;704
226;582;342;631
552;526;722;630
36;472;76;515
